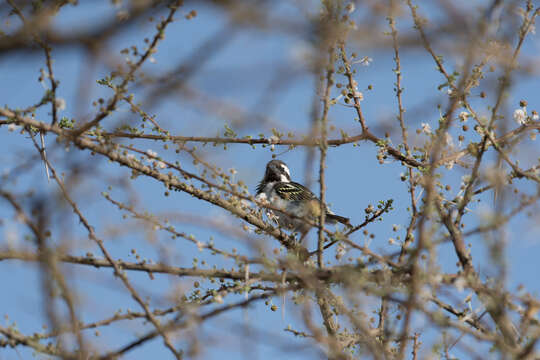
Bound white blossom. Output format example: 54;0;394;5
55;98;66;111
461;175;471;185
146;149;158;158
353;56;372;66
336;245;346;260
445;133;454;147
458;111;469;122
455;277;466;292
421;123;432;134
196;241;204;252
532;112;539;121
513;108;527;125
361;57;373;66
7;123;20;132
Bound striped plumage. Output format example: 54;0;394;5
255;160;350;235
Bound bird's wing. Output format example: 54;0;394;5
273;182;317;201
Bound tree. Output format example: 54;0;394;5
1;0;539;359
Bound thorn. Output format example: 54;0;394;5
40;132;50;182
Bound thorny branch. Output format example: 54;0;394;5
1;1;540;359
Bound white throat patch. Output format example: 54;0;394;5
280;164;290;182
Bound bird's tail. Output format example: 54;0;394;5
326;213;352;227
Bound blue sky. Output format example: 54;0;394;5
1;1;540;359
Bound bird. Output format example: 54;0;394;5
255;160;351;236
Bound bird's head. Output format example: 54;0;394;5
263;160;291;183
256;160;291;194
